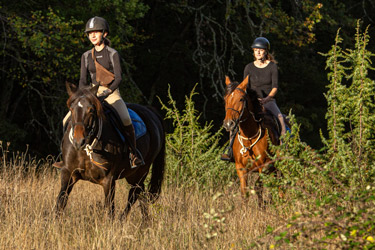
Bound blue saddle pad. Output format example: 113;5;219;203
128;108;147;140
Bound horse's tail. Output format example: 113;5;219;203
147;107;166;203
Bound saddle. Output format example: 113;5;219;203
101;102;147;142
261;109;281;145
262;109;290;145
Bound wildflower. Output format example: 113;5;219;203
350;230;357;236
340;234;347;241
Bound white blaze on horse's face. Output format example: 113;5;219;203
78;101;83;108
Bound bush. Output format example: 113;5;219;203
254;22;375;249
158;84;236;189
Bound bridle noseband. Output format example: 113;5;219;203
68;99;107;169
69;102;99;146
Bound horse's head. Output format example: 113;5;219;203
66;82;104;150
223;76;262;132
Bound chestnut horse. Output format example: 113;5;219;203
223;76;279;198
55;83;165;219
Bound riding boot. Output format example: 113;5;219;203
278;114;286;136
221;147;234;162
122;124;145;168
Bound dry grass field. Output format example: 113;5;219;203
0;156;293;250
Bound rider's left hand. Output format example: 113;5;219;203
260;96;272;104
98;88;112;97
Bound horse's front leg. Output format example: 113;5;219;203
102;176;116;218
235;162;248;198
56;168;78;214
120;183;145;220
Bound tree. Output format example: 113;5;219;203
0;1;149;156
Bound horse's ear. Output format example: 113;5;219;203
225;76;231;86
90;84;100;96
66;81;78;97
238;75;249;90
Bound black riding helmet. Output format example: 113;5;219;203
251;37;270;50
85;16;109;34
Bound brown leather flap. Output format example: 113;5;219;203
92;48;114;87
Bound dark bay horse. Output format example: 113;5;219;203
55;83;165;219
223;76;279;198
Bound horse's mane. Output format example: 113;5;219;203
67;86;104;119
225;79;264;119
224;80;240;97
246;84;264;119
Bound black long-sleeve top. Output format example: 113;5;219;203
79;45;122;92
243;61;278;98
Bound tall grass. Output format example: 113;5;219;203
0;150;288;249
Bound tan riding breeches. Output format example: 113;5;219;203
63;86;132;127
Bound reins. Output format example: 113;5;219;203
69;101;108;170
226;87;264;155
226;88;262;124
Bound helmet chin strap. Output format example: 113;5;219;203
99;30;105;45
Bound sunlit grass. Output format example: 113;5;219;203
0;155;288;249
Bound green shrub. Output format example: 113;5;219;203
255;22;375;249
158;84;235;189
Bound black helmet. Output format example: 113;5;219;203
85;16;109;34
251;37;270;50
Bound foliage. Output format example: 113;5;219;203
254;23;375;249
163;0;323;102
1;0;374;155
321;22;375;178
0;1;149;155
158;84;235;189
9;8;83;84
0;7;84;154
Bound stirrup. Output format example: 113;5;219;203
221;153;231;161
130;149;145;169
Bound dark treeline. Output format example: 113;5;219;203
1;0;374;157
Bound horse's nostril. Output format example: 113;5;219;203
223;120;234;131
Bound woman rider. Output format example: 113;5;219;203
243;37;286;135
62;16;144;168
221;37;286;161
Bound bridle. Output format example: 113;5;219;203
225;87;263;155
68;98;107;169
226;88;262;124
